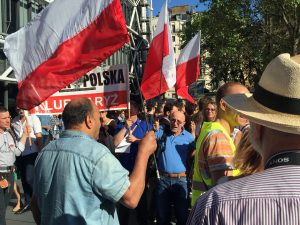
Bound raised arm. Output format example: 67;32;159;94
120;131;156;208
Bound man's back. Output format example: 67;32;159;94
188;165;300;225
34;130;130;225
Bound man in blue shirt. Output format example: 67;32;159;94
113;100;151;225
155;111;195;225
37;115;51;146
31;98;156;225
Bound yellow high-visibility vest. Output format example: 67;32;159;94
191;122;239;206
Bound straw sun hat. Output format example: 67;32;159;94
223;53;300;134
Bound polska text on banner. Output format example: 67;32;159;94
30;64;129;115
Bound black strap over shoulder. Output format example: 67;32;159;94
265;151;300;169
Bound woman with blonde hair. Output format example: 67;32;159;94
234;129;263;176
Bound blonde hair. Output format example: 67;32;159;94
234;129;263;176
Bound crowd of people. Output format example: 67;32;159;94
0;53;300;225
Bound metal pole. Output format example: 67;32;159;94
4;81;8;109
149;0;153;40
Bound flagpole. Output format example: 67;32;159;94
129;43;160;180
127;67;131;119
24;110;32;147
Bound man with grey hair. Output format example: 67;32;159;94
187;53;300;225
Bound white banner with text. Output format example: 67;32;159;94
29;64;129;115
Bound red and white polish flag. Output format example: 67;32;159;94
175;32;201;103
4;0;129;110
140;0;176;100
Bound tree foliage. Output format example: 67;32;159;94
181;0;300;89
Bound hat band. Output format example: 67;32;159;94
253;85;300;115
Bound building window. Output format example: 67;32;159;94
174;47;176;53
172;24;175;33
172;36;175;42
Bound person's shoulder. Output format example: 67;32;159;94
200;168;295;205
30;114;41;122
203;129;228;144
55;134;112;161
137;119;151;130
196;172;263;207
11;116;20;123
182;129;195;140
138;119;150;126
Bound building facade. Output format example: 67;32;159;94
151;5;201;100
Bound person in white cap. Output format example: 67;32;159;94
187;53;300;225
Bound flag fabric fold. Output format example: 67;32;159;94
175;32;201;103
4;0;129;110
140;0;176;101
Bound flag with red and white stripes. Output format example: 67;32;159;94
140;0;176;100
175;32;201;103
4;0;129;110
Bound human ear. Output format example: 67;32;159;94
85;113;93;129
219;99;226;111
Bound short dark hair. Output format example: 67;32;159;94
185;101;196;115
130;100;140;112
146;102;155;112
174;100;185;111
164;102;173;115
62;98;94;129
216;82;241;108
0;106;8;113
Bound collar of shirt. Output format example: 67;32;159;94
60;130;95;141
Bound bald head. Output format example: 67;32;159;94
171;111;185;122
216;82;249;108
62;98;94;129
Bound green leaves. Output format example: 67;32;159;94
181;0;300;89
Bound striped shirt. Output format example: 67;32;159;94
199;130;234;182
187;165;300;225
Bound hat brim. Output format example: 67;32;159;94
223;93;300;135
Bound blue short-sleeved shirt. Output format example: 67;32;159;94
115;119;150;172
33;130;130;225
155;127;195;173
37;115;51;136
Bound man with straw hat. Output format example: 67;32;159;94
187;53;300;225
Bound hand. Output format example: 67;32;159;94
45;125;51;131
125;119;133;129
23;125;31;137
127;134;137;143
190;121;196;133
138;131;157;156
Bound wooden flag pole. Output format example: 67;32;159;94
24;110;32;146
